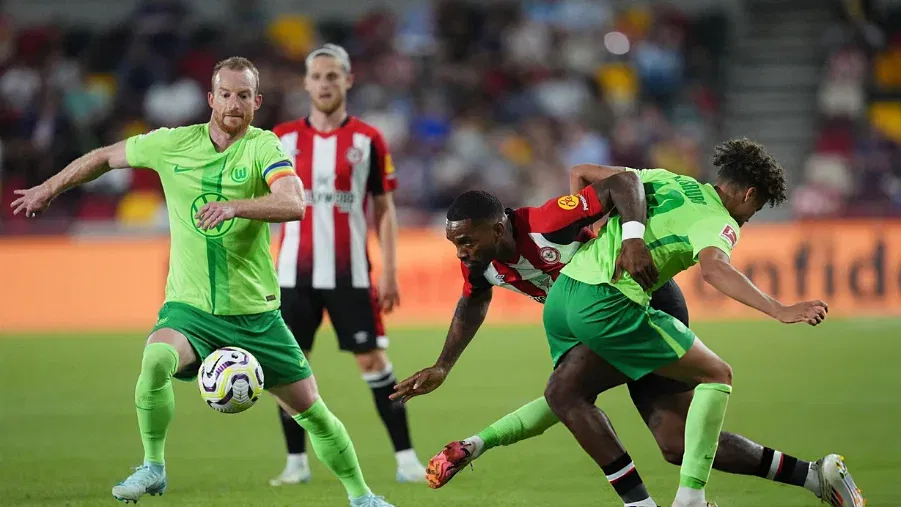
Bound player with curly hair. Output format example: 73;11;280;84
536;138;850;507
396;139;864;506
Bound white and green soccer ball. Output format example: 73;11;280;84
198;347;264;414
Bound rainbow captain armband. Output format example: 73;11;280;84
263;160;296;187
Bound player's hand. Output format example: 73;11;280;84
776;300;829;326
390;365;448;403
195;202;236;231
613;238;659;290
378;272;401;314
10;184;54;218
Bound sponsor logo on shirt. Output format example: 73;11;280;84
557;195;579;210
720;224;738;248
578;194;589;211
174;165;192;173
308;190;357;212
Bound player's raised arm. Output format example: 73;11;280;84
390;288;493;403
10;140;129;217
586;169;659;290
196;174;305;230
698;247;827;326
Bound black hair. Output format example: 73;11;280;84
712;138;788;207
446;190;505;222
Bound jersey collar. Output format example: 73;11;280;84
705;183;729;213
304;115;353;136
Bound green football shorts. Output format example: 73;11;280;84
543;274;696;380
151;302;312;388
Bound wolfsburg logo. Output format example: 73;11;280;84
190;193;235;237
231;166;249;183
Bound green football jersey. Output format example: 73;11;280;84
126;123;295;315
562;168;741;306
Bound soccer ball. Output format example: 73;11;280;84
198;347;264;414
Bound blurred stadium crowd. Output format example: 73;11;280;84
0;0;899;233
794;2;901;218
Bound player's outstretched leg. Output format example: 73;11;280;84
545;345;659;507
633;388;866;507
427;396;559;488
271;376;394;507
113;330;194;503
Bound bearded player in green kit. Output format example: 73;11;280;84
10;57;394;507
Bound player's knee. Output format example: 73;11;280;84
140;342;178;378
711;360;733;386
355;349;388;373
696;358;732;386
544;379;575;420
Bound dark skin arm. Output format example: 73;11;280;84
586;169;659;290
569;164;626;233
390;288;492;403
569;164;631;195
699;247;828;325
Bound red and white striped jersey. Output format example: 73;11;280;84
274;116;397;289
461;186;605;303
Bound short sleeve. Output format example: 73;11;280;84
257;130;296;188
687;216;740;261
520;185;605;235
125;128;175;171
637;168;677;184
366;131;397;195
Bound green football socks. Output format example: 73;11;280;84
475;396;560;452
680;383;732;489
293;399;370;499
135;342;179;466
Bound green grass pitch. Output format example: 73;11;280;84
1;319;899;506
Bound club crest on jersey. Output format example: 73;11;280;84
720;224;738;248
190;193;235;238
231;166;249;183
346;147;364;164
557;195;579;210
539;247;561;263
